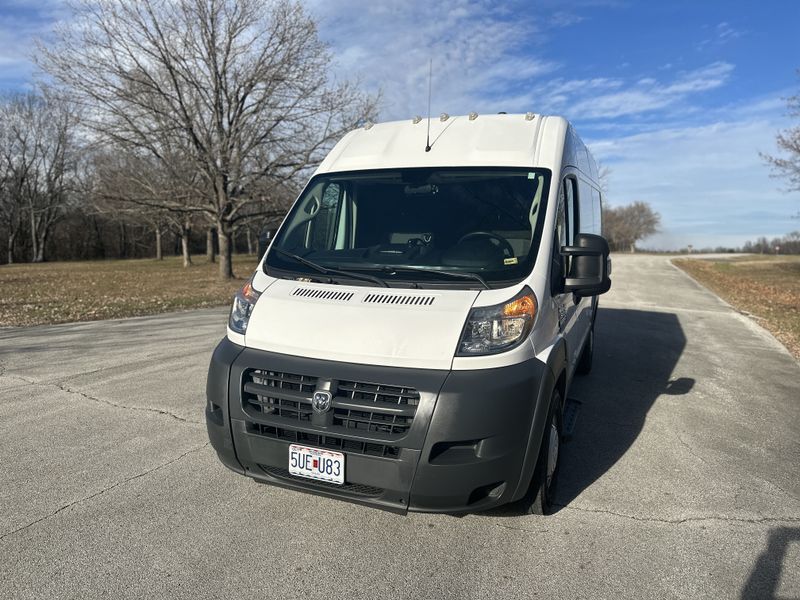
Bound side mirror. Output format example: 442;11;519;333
258;229;277;259
561;233;611;297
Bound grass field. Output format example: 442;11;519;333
0;255;259;327
673;255;800;359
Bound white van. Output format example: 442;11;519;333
206;113;611;514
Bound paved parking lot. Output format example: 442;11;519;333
1;254;798;599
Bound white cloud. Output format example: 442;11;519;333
716;21;743;43
695;21;744;52
551;11;584;27
589;98;799;250
308;0;559;119
567;62;734;119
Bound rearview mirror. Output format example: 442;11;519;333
561;233;611;297
258;228;278;259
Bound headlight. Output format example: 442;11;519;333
457;287;537;356
228;277;261;334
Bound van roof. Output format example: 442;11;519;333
315;113;593;176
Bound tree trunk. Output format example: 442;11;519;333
206;227;215;263
181;218;192;267
7;231;15;264
92;216;105;259
155;226;163;260
29;208;39;263
217;219;234;279
246;227;254;255
119;222;127;258
181;234;192;267
34;228;48;262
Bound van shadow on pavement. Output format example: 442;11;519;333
555;307;694;511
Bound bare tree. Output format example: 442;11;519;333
762;70;800;198
0;114;26;264
91;149;198;266
0;92;78;263
602;201;661;252
39;0;378;278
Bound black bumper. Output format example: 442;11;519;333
206;338;554;513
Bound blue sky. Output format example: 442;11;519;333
2;0;799;249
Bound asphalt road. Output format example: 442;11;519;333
1;254;798;599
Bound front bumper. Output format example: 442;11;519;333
206;338;553;513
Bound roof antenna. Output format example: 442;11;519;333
425;59;432;152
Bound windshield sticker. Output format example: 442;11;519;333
504;257;519;265
527;172;536;179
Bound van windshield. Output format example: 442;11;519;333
264;167;551;288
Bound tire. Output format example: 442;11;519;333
520;389;563;515
576;326;594;375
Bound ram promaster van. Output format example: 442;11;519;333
206;113;611;515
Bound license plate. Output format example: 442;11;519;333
288;444;345;485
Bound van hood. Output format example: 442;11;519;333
244;279;480;370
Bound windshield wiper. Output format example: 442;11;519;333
378;265;491;289
271;248;389;288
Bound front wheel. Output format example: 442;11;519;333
520;390;563;515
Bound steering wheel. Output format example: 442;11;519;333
457;231;515;258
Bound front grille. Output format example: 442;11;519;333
337;380;420;406
333;408;413;435
335;380;419;435
250;370;317;393
242;370;421;439
245;370;317;421
247;422;401;459
258;465;384;497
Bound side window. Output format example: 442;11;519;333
592;188;602;235
556;185;567;252
577;179;593;235
555;177;579;283
565;178;578;243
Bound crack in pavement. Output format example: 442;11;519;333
0;442;210;542
55;381;203;425
1;369;202;425
52;349;216;385
676;432;711;466
491;523;551;535
556;504;800;525
0;371;41;389
673;434;800;503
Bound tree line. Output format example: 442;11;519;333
741;231;800;254
0;0;376;278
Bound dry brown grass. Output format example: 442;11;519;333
673;255;800;359
0;255;259;327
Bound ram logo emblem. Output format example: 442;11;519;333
312;390;333;413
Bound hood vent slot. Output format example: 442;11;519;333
292;288;354;302
363;293;436;306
